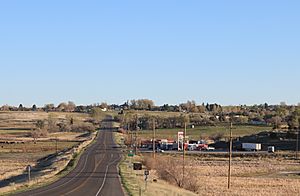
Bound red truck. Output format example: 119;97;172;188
196;144;208;151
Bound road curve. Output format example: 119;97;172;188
15;130;124;196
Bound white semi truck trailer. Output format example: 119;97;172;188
242;143;261;151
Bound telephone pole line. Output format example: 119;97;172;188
153;118;156;159
135;115;138;155
296;129;299;160
55;136;58;154
228;122;233;189
182;121;187;186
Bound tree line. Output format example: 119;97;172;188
1;99;300;130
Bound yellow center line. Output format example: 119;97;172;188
64;131;108;195
32;131;103;196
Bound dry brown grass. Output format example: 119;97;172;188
0;159;34;181
142;156;201;193
119;155;197;196
0;132;97;195
114;132;197;196
201;176;300;196
148;155;300;196
117;130;299;196
0;111;89;130
0;111;96;195
0;140;79;182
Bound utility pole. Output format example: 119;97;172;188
135;115;138;155
182;121;187;186
153;118;156;159
26;165;31;183
128;122;133;149
128;122;131;147
228;122;233;189
55;136;58;154
296;129;299;160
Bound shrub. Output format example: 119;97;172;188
146;156;200;193
71;122;95;133
142;155;156;170
124;134;133;146
30;128;48;139
155;157;184;187
58;123;72;132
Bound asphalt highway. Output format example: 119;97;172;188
15;130;124;196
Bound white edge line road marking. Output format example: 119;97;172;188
32;131;104;196
95;153;122;196
64;132;109;195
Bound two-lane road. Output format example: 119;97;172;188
16;130;124;196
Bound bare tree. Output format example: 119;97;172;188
100;102;108;109
57;102;67;112
66;101;76;112
130;99;155;110
35;120;45;130
31;120;48;140
152;157;199;193
44;104;55;112
48;114;59;133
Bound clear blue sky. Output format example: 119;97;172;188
1;1;299;107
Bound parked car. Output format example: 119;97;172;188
188;144;197;151
196;144;208;151
206;146;215;151
156;148;164;153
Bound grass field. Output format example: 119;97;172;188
138;125;272;140
0;129;29;135
122;110;272;140
0;132;97;195
0;111;91;184
0;111;89;130
0;141;79;153
140;153;300;196
115;130;300;196
0;140;80;181
181;155;300;195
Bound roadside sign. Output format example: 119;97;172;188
26;165;31;171
144;169;149;190
128;150;134;157
26;165;31;182
133;162;142;170
178;131;184;151
144;170;149;176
